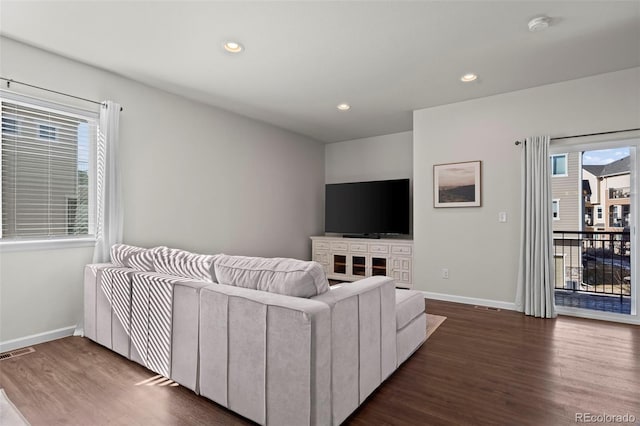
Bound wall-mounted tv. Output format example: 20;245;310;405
325;179;410;237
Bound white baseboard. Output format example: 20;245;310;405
0;325;76;353
421;291;517;311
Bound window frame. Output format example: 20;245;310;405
0;90;99;250
551;154;569;177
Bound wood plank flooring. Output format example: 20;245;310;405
1;300;638;425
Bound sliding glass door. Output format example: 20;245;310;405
550;138;638;322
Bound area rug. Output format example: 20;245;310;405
426;314;446;339
0;389;30;426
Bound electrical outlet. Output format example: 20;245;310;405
442;268;449;279
498;212;507;223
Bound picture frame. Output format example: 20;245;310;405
433;160;482;208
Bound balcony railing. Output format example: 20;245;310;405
553;231;630;302
609;187;630;199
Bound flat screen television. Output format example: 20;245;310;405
325;179;410;236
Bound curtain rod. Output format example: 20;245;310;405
0;77;123;111
514;127;640;146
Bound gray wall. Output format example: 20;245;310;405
325;131;412;184
324;131;413;235
413;67;640;305
0;37;324;344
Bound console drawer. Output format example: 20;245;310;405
330;242;348;251
370;244;389;254
314;241;330;251
350;243;368;252
391;245;412;255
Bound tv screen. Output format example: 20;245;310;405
325;179;410;235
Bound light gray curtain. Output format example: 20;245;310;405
93;100;123;264
76;101;122;337
516;135;557;318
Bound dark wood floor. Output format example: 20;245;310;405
1;300;638;425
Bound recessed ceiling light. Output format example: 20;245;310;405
460;73;478;82
528;16;551;32
337;103;351;111
223;41;243;53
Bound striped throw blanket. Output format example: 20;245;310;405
100;267;135;337
130;272;193;378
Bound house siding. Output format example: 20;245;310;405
586;171;631;232
551;152;581;232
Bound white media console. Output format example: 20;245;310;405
310;236;413;289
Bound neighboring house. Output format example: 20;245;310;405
583;156;631;232
550;152;582;232
550;152;582;289
549;153;631;233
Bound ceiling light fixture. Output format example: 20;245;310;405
223;41;243;53
460;73;478;83
528;16;551;32
337;103;351;111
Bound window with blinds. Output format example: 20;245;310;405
0;93;99;240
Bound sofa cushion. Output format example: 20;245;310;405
214;255;329;298
110;244;146;267
395;289;425;330
152;246;217;283
126;248;156;271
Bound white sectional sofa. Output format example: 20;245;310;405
84;244;427;425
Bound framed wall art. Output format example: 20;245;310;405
433;160;482;208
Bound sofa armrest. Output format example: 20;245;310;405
199;284;331;426
311;276;397;425
83;263;115;341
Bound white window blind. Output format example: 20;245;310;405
1;93;99;240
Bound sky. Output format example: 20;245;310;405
77;122;89;171
582;148;630;165
437;164;476;187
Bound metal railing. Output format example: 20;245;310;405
553;230;631;300
609;187;630;199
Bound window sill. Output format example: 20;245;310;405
0;238;96;253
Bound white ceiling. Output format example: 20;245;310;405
1;1;639;143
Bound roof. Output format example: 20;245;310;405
583;156;630;177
